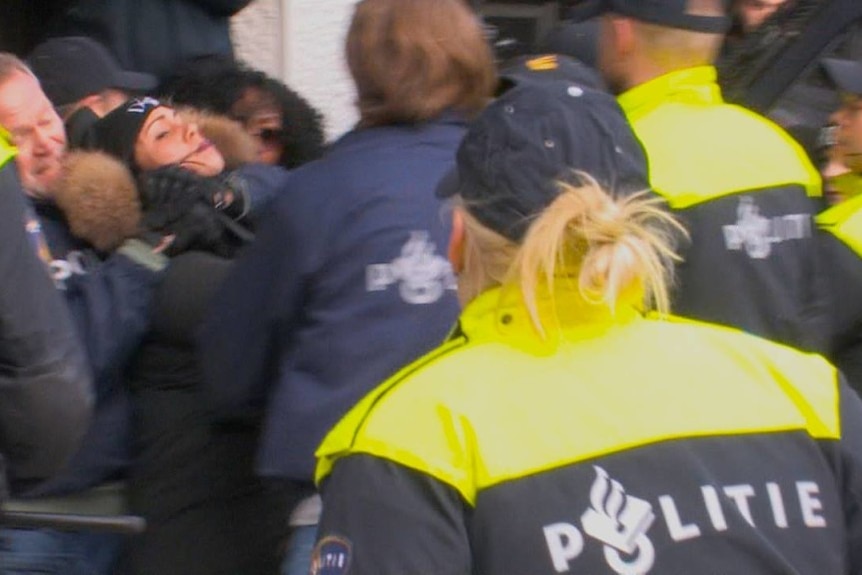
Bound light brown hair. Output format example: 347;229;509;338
346;0;497;128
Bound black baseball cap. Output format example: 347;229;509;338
822;58;862;96
437;71;650;242
540;18;602;70
576;0;731;33
28;36;157;107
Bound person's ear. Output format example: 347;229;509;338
76;94;104;117
610;15;637;58
448;209;466;275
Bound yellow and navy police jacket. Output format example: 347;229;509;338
817;193;862;393
314;285;862;575
0;129;14;169
619;66;828;353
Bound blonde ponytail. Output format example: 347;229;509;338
458;173;687;336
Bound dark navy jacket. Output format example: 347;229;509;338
21;199;163;496
0;162;92;493
233;162;290;225
199;115;466;482
53;0;252;81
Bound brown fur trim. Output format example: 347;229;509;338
52;151;142;253
178;108;258;170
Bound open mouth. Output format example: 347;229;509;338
180;140;214;165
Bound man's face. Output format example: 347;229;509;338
0;70;67;197
830;94;862;174
734;0;788;33
95;89;131;117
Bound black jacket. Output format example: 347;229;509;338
51;0;253;81
816;195;862;394
0;161;92;492
123;251;289;575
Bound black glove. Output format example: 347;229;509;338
217;173;249;221
138;166;250;258
137;165;225;230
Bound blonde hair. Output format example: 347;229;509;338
346;0;497;127
458;175;686;335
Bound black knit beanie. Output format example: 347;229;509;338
88;97;162;170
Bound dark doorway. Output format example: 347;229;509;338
0;0;66;56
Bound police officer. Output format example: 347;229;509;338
312;65;862;575
198;1;497;573
817;57;862;393
583;0;828;352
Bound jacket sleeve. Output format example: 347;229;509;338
184;0;253;17
833;377;862;574
821;231;862;333
816;230;862;388
198;195;306;420
0;163;93;485
61;242;166;398
232;163;291;227
316;454;472;575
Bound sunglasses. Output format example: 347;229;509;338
256;128;285;144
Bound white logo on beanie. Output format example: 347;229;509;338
126;97;160;114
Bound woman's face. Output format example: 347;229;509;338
134;106;225;176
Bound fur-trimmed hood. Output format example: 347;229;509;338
51;150;142;253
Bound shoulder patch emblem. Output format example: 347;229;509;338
310;535;352;575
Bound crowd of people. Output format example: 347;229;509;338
2;0;862;574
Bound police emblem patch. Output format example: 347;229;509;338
310;535;352;575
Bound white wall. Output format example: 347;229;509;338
232;0;359;142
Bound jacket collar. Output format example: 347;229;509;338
455;284;645;355
618;66;723;123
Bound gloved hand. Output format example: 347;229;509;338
138;165;223;228
138;166;247;258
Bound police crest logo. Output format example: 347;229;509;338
365;230;456;304
310;535;352;575
545;466;657;575
722;196;812;259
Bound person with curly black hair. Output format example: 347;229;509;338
161;56;326;171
